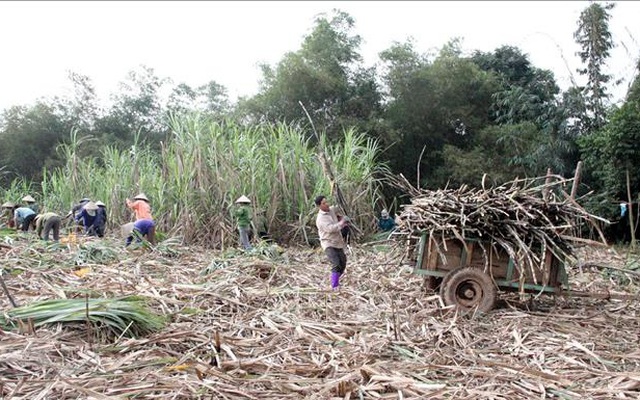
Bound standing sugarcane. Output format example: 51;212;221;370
298;101;361;240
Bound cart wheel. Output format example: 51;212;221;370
440;267;497;313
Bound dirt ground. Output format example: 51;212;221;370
1;233;639;399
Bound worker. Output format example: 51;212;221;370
234;195;253;250
126;193;153;221
76;201;99;235
69;197;91;233
125;193;155;246
14;205;37;231
87;200;107;237
1;202;16;228
35;212;62;241
377;209;396;232
125;219;156;247
22;195;39;214
315;195;350;290
254;208;272;243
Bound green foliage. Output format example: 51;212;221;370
236;9;382;141
0;296;166;338
73;241;120;265
0;102;72;186
167;81;230;117
574;2;616;133
578;99;640;207
379;39;499;188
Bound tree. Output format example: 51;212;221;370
574;2;615;133
0;102;71;185
236;9;382;140
95;65;170;149
379;39;499;188
167;80;230;117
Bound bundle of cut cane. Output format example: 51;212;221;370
388;173;609;277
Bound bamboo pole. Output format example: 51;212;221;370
570;161;583;200
626;169;636;249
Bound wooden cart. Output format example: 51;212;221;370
410;232;568;312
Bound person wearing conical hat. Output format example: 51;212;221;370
88;201;108;238
68;198;91;233
234;195;253;250
125;193;155;246
76;201;100;235
1;201;16;229
22;195;39;214
126;193;152;221
35;212;62;241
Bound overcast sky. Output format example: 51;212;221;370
1;1;639;111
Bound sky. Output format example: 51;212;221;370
1;1;639;112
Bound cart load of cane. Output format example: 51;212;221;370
388;173;609;281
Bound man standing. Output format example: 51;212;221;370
315;195;350;290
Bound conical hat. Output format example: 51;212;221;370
84;201;99;211
22;195;36;202
95;201;106;207
1;201;15;208
133;193;149;202
235;195;251;204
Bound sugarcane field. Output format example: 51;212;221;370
2;171;640;400
3;2;640;399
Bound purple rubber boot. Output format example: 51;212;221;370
330;272;341;289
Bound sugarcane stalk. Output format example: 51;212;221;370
0;271;18;308
299;101;362;236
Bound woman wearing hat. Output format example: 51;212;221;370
76;201;100;235
89;201;108;238
22;195;39;214
125;193;155;246
234;195;252;250
126;193;152;221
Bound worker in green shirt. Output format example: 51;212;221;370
234;195;253;250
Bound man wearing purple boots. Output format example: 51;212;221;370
315;195;351;290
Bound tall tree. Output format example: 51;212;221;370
471;46;578;177
574;2;615;133
0;102;71;185
95;65;170;149
379;39;499;188
236;9;382;140
167;80;230;117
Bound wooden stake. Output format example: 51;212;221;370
626;169;636;249
570;161;583;200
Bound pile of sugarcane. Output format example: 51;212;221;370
389;174;610;273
